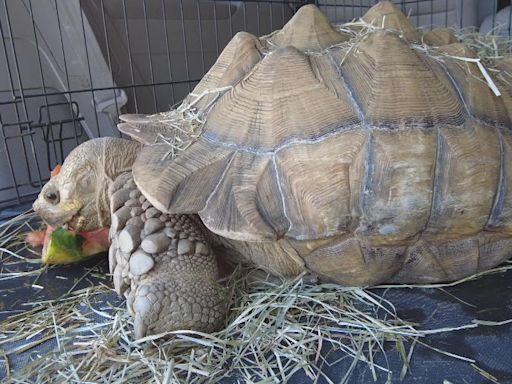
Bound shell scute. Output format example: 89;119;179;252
341;31;465;128
267;4;349;50
202;45;360;151
128;2;512;254
361;1;421;43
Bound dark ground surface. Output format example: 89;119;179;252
1;207;512;383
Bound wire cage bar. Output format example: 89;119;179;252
0;0;509;215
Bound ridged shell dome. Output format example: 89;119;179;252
121;1;512;257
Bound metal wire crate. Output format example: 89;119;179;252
0;0;298;212
0;0;510;214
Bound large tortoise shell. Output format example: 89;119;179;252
118;2;512;283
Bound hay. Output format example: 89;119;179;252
332;19;512;97
453;27;512;62
2;20;512;384
143;86;232;161
0;211;48;278
1;211;512;383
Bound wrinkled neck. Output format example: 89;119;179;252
96;176;113;227
95;138;142;227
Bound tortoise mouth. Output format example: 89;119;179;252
64;208;83;232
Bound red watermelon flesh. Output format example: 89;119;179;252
26;226;110;264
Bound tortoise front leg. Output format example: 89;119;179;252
108;173;226;338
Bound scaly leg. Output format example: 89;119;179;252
108;173;226;338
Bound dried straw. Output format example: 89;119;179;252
145;86;232;162
332;19;512;97
2;20;512;384
453;27;512;62
1;219;511;384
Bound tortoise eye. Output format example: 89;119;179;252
44;190;59;204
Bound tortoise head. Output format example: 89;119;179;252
33;138;141;232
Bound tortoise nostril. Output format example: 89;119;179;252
44;190;60;205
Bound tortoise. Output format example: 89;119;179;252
33;2;512;338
